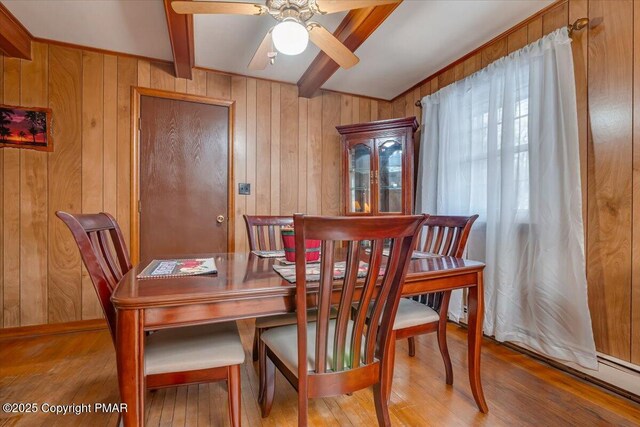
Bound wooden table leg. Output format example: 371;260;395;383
467;271;488;413
116;308;145;426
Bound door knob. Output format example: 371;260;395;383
216;215;225;224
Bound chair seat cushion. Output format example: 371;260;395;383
393;298;440;330
255;308;337;329
145;321;245;375
261;319;369;374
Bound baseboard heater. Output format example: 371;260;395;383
454;313;640;404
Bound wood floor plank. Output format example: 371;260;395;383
184;385;199;426
159;387;177;426
196;384;209;426
171;386;187;427
1;322;639;426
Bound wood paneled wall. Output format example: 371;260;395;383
3;1;638;367
0;42;392;328
392;0;640;365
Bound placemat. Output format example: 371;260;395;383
273;261;384;283
365;249;442;259
277;258;320;266
251;250;285;258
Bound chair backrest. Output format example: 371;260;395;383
416;215;479;257
414;214;478;310
293;214;427;391
243;215;293;251
56;211;132;345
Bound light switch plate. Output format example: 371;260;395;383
239;183;250;195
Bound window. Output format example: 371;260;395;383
462;77;530;221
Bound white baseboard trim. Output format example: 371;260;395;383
564;354;640;397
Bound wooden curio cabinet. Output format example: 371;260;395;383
337;117;418;216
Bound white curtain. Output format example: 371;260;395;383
416;28;597;369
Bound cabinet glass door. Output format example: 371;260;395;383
377;138;403;213
348;142;372;214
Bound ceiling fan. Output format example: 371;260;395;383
171;0;400;70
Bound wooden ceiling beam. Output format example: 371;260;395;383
164;0;195;79
297;1;401;98
0;3;32;60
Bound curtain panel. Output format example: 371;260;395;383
416;28;597;369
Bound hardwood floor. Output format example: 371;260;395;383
1;320;639;426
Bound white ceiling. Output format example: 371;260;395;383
324;0;555;99
2;0;173;61
2;0;555;100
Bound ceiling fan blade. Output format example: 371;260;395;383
248;30;274;70
171;1;267;15
307;23;359;69
313;0;400;14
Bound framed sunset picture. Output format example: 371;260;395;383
0;104;53;151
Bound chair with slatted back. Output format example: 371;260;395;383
245;214;327;363
259;214;427;426
57;211;245;427
390;214;478;390
244;214;293;252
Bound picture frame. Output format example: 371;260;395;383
0;104;53;152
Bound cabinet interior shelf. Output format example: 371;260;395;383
380;167;402;173
339;117;417;216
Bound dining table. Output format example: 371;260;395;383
111;252;488;426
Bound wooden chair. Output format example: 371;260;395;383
244;214;315;362
390;214;478;390
259;214;427;426
57;211;245;427
244;214;293;251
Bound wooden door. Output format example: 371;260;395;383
139;95;229;260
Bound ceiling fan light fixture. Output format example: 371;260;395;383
272;19;309;55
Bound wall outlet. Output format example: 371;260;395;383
239;183;250;195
